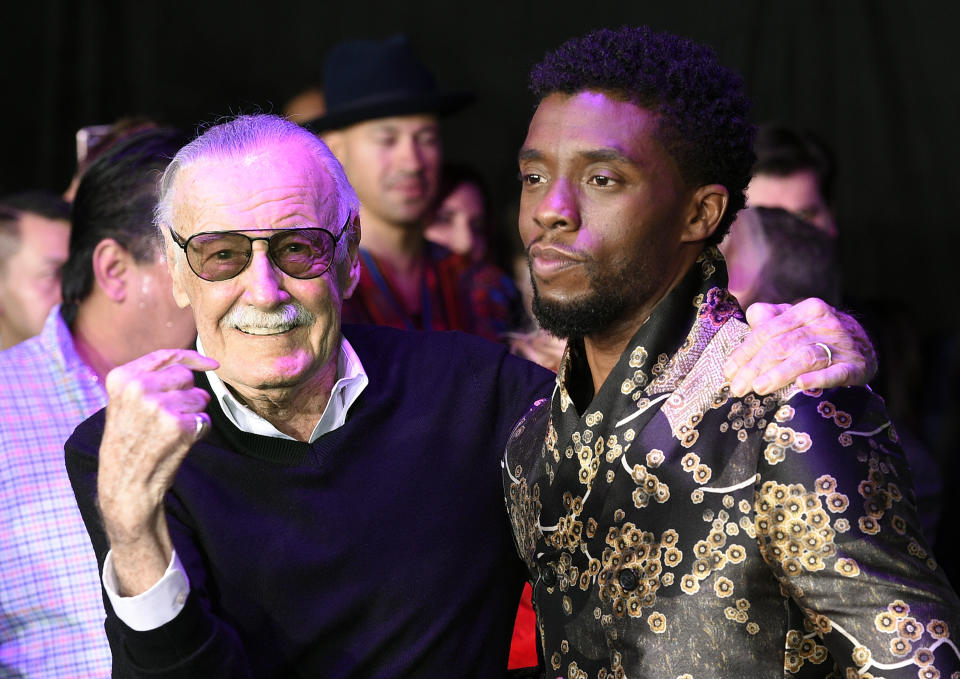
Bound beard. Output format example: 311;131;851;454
530;254;664;340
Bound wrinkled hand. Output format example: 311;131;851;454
97;349;218;595
723;298;877;396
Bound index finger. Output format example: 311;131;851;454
124;348;220;374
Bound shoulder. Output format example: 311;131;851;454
343;323;546;376
775;385;896;451
505;396;552;466
0;336;58;409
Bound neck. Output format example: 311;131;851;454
358;208;426;312
0;321;26;350
581;249;701;397
72;299;140;381
358;207;424;274
223;352;340;442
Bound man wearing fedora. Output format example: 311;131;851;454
307;35;522;340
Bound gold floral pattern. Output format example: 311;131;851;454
503;261;960;678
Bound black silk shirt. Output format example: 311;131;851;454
503;249;960;678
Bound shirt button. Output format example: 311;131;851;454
175;590;187;607
618;568;639;591
541;565;557;587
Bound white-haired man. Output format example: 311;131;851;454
66;115;877;677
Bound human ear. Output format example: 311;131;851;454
681;184;728;243
92;239;131;303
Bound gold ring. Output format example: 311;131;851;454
194;414;205;436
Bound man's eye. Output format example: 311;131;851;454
521;173;543;185
590;175;615;187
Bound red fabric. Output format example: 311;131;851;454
507;583;538;669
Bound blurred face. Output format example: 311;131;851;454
166;140;358;393
746;170;836;237
518;92;695;339
0;214;70;347
325;114;441;228
424;181;487;260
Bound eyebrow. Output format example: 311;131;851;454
518;147;639;166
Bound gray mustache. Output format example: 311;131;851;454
221;303;315;332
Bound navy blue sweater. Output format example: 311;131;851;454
66;325;554;678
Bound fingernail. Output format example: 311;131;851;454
753;377;772;394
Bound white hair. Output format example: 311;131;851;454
154;114;359;263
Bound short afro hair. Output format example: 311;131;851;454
530;26;755;245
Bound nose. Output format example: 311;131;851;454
395;135;425;173
532;178;580;233
239;244;288;308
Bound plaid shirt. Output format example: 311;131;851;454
342;242;523;343
0;307;111;677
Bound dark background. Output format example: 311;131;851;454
4;0;959;325
4;1;960;408
3;0;960;570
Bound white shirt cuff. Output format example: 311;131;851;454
102;549;191;632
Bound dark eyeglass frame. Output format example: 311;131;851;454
167;217;349;282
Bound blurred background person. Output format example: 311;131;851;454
63;117;160;202
311;35;523;341
424;163;493;263
746;123;837;238
721;206;840;308
0;128;197;678
283;85;327;124
0;191;71;350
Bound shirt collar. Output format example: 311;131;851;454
197;333;368;443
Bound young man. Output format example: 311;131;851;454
504;26;959;677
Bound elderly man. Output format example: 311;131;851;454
0;191;70;349
0;129;196;678
503;26;960;677
66;116;552;678
67;115;876;677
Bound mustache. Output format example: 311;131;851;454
220;303;316;332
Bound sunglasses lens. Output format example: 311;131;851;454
183;229;338;281
187;233;252;281
270;230;336;279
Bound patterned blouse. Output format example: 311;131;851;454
503;249;960;678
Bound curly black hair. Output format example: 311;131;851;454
530;26;755;244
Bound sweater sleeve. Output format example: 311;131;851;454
478;339;555;450
64;410;255;679
753;386;960;676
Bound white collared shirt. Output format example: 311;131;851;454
102;334;368;631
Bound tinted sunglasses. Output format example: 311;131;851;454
168;218;348;282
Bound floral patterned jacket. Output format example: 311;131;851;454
503;250;960;679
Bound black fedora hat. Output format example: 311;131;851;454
305;35;473;133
